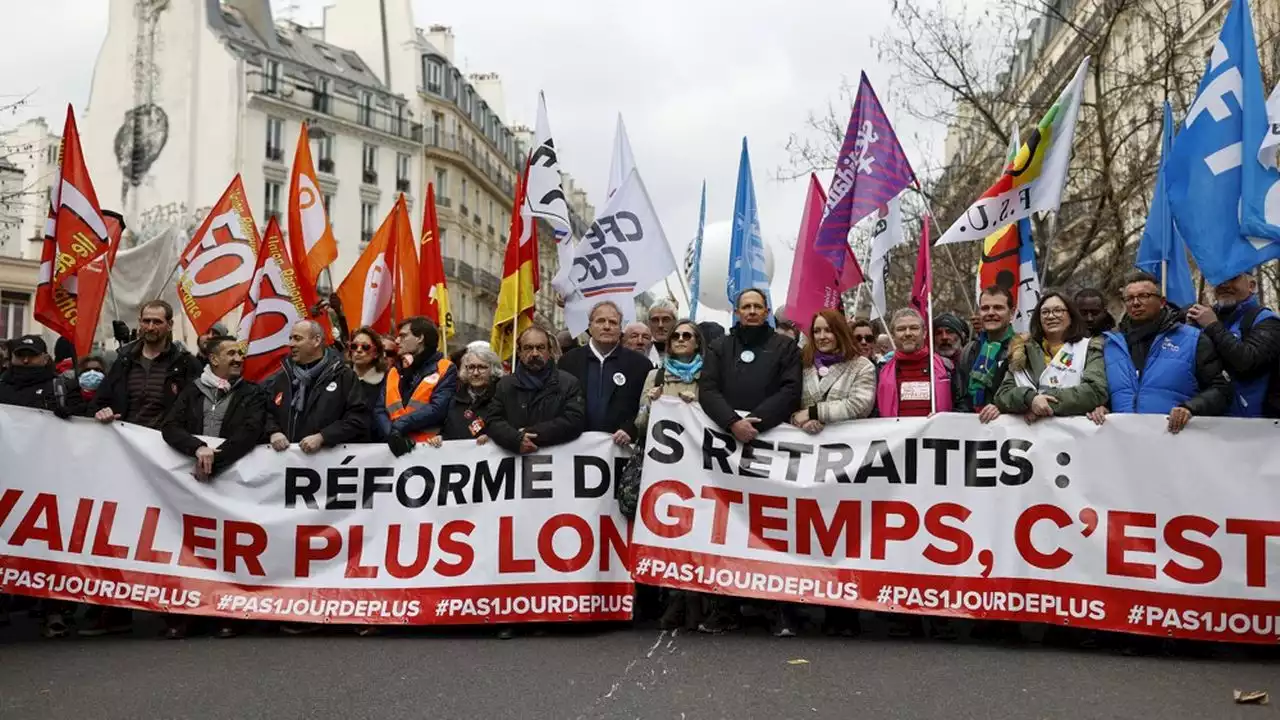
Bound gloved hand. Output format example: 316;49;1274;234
387;432;416;458
112;320;132;345
53;403;71;420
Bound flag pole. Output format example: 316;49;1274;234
910;184;977;315
927;284;937;415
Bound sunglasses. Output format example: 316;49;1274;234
855;335;874;343
348;342;373;352
670;331;696;341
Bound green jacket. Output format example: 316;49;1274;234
993;334;1109;417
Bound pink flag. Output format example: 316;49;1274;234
910;214;932;328
784;174;835;328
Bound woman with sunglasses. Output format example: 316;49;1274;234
993;291;1108;422
347;327;387;436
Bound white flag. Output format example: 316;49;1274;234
563;168;676;334
1260;80;1280;171
867;196;906;320
525;93;576;296
607;115;637;200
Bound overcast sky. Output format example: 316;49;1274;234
0;0;944;314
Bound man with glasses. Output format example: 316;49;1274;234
485;325;585;455
1090;271;1230;433
851;320;878;360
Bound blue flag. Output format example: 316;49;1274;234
727;139;772;319
688;180;706;321
1137;101;1197;308
1167;0;1280;285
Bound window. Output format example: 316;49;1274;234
0;291;29;339
462;87;472;115
361;202;376;244
362;144;378;184
394;102;406;136
322;193;334;231
314;134;334;173
45;144;57;165
396;153;411;192
487;199;494;225
435;168;448;199
359;91;373;127
265;58;281;93
265;116;283;161
314;76;331;114
264;181;282;223
425;59;443;93
460;177;469;208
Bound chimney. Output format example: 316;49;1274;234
426;25;455;64
469;72;506;125
225;0;279;48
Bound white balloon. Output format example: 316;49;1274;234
683;221;775;313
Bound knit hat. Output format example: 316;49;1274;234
933;312;970;344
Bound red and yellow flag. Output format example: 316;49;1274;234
34;179;76;340
419;183;453;352
237;217;309;382
337;198;409;334
177;175;262;335
490;163;540;362
287;122;337;334
51;105;109;285
72;210;125;357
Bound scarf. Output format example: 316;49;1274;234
893;345;930;366
5;364;54;389
514;360;554;390
288;356;329;414
663;354;703;384
198;365;232;393
813;351;844;373
733;324;773;348
967;326;1014;407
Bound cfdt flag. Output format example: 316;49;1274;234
814;73;916;287
420;183;453;351
726;139;772;315
51;105;110;284
1168;0;1280;283
177;176;262;335
784;174;830;327
1136;102;1196;309
390;196;420;322
237;217;308;382
336;199;401;334
938;58;1089;246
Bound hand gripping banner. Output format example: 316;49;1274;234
630;399;1280;644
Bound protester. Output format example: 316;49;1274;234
381;336;399;363
698;288;801;637
441;345;502;443
375;316;457;457
556;329;580;355
932;312;969;367
195;322;230;368
0;334;85;638
697;321;726;345
560;302;652;447
993;292;1108;422
1074;288;1116;336
1089;271;1231;432
485;325;585;455
160;334;265;640
77;355;107;405
1185;270;1280;418
775;318;801;343
954;286;1016;420
647;299;678;356
264;319;369;454
874;334;894;362
635;320;708;630
93;300;202;430
876;308;952;418
851;320;877;360
347;326;387;426
622;321;655;359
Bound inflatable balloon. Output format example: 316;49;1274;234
683;221;776;313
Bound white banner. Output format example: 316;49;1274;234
0;407;633;625
631;399;1280;643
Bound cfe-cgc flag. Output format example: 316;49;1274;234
237;217;308;382
937;58;1090;246
336;197;406;334
420;183;453;351
177;176;262;335
814;73;916;287
51;105;110;285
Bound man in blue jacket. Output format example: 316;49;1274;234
1089;271;1231;433
375;316;458;456
1185;270;1280;418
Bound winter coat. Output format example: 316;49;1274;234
161;380;267;476
993;335;1109;416
93;340;201;427
262;353;369;445
636;365;700;431
698;327;802;433
559;344;652;439
952;334;1013;412
373;352;458;439
1103;310;1232;416
874;353;953;417
442;384;495;441
1200;296;1280;417
0;365;87;417
800;357;876;423
483;364;586;454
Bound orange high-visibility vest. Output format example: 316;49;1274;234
385;358;453;442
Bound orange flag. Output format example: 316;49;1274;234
177;175;262;335
336;198;406;334
237;217;309;382
51;105;110;285
419;182;453;351
34;180;76;340
72;210;125;357
490;162;540;362
287;122;337;330
391;195;420;323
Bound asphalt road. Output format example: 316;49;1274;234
1;611;1277;720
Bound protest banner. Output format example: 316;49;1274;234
631;399;1280;644
0;407;633;626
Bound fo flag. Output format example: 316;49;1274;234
337;198;406;334
237;218;308;382
73;210;125;357
51;105;110;284
177;176;262;335
420;183;453;350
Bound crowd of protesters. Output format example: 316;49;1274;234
2;266;1278;642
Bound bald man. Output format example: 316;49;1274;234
263;319;369;454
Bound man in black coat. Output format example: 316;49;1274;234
162;334;267;481
263;319;368;453
559;301;651;446
485;326;585;455
1186;270;1280;417
93;300;202;429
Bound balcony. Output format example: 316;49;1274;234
424;129;516;197
477;269;501;295
438;197;452;208
456;261;476;286
360;230;374;245
318;157;335;174
247;70;423;144
396;178;410;193
487;224;495;237
265;146;284;163
473;213;482;225
362;169;378;185
459;203;469;216
443;257;456;276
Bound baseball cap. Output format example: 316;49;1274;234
12;335;48;356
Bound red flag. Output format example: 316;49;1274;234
34;178;76;339
176;175;262;335
51;105;109;284
72;211;125;357
237;217;309;382
336;198;406;334
490;164;540;362
391;195;420;323
287;121;336;335
910;214;932;329
419;183;454;351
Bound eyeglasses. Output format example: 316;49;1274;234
855;335;874;343
1123;292;1160;304
670;331;696;341
348;342;373;352
463;364;489;372
1040;307;1068;317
